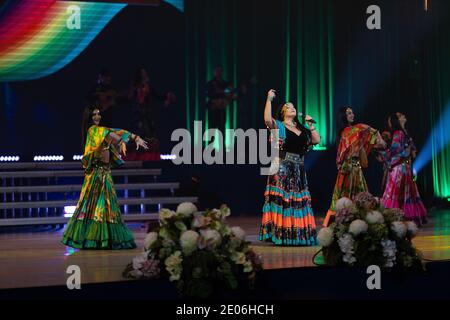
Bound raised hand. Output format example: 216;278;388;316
267;89;276;101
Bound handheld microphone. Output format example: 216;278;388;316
299;113;317;124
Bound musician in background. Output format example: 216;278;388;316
89;68;118;127
206;65;236;132
128;67;175;139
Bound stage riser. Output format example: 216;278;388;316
0;161;143;170
0;169;161;179
0;214;159;226
0;182;179;193
0;165;196;226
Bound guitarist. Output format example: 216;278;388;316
206;65;236;133
89;68;118;127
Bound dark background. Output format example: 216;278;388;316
1;0;450;215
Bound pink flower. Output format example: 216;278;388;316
335;207;356;224
141;259;161;278
353;192;378;210
192;213;212;229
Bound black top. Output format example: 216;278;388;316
283;128;310;155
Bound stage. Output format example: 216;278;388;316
1;210;449;295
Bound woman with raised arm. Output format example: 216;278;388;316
62;106;148;249
323;106;386;227
259;89;321;246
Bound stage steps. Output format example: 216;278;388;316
0;161;143;170
0;161;196;226
0;182;179;193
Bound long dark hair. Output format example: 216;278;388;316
388;112;406;134
275;102;311;137
336;106;352;144
81;106;98;152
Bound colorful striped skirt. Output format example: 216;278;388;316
382;160;427;225
323;157;369;226
259;153;317;246
62;161;136;250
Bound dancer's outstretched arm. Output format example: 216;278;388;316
264;89;276;129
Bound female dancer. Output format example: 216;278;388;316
62;107;148;249
323;106;386;227
382;112;427;225
259;89;320;245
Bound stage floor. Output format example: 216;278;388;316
0;210;449;290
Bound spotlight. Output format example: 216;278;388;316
0;156;20;162
64;205;76;218
33;155;64;162
160;154;176;160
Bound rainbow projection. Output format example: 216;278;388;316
0;0;127;82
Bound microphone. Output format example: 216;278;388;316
299;113;317;124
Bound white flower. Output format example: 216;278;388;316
391;221;407;238
180;230;199;255
231;226;246;241
317;227;334;247
231;251;246;264
132;252;148;270
335;197;354;211
243;260;253;273
349;219;368;236
343;253;357;265
159;208;176;222
381;238;397;267
176;202;198;217
338;233;356;265
192;213;211;228
198;229;222;249
338;233;354;254
405;221;418;238
144;232;159;250
365;210;385;224
219;205;231;219
165;251;183;282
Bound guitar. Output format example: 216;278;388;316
209;77;257;111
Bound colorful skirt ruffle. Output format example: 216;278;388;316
259;156;317;246
324;158;368;226
382;161;427;225
62;163;136;249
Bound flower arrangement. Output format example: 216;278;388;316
317;192;423;270
123;202;263;298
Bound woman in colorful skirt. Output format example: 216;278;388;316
382;112;427;225
323;106;386;227
259;89;321;246
62;107;148;249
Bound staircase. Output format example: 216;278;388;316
0;161;197;226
